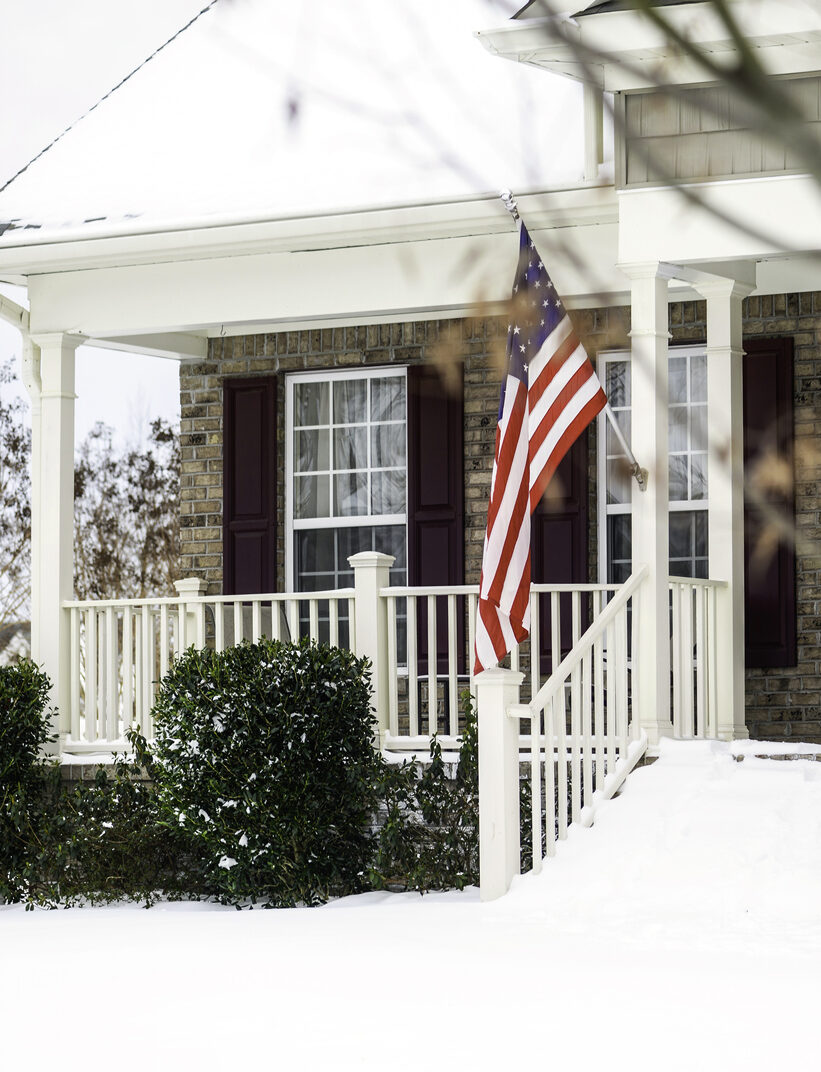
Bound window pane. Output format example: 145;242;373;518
294;381;328;427
334;472;368;516
371;423;406;468
669;559;694;579
298;572;335;592
371;377;406;421
294;428;329;473
334;426;367;470
371;470;405;515
669;512;691;558
695;509;708;556
607;514;632;583
333;379;367;424
295;475;329;519
669;455;688;501
337;526;372;566
691;453;707;500
296;529;334;574
373;524;407;569
610;513;631;561
607;457;631;505
691;404;707;452
606;361;630;407
669;407;688;452
669;357;687;402
690;354;707;403
606;411;630;455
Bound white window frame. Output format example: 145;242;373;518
285;366;408;591
596;345;710;584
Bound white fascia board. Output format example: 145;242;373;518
0;187;616;278
478;2;821;91
28;218;623;338
618;173;821;266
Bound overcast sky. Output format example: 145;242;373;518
0;0;583;445
0;1;210;443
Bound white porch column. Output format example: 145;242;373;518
694;279;753;740
20;338;42;660
29;332;85;749
621;263;673;746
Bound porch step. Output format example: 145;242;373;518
731;741;821;763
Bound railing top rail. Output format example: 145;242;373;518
382;585;478;597
382;582;621;598
63;589;356;611
668;577;728;589
524;565;649;718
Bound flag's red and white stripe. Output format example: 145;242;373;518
474;281;606;675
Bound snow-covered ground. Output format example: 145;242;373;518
4;739;821;1071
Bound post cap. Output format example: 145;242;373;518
174;577;207;597
347;551;396;569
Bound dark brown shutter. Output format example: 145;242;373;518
531;429;590;666
743;337;796;667
407;363;464;672
223;377;277;595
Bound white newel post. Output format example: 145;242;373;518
29;332;85;753
476;667;522;902
174;577;208;647
621;263;673;746
696;279;753;740
349;551;394;748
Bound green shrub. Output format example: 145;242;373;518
148;638;382;907
370;690;479;892
0;661;55;902
4;758;193;909
0;660;55;787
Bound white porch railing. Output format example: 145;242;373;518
61;561;728;760
669;577;726;739
382;582;623;751
476;568;649;901
62;588;355;752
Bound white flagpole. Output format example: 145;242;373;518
604;404;648;491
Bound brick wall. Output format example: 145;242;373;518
180;318;510;595
179;294;821;742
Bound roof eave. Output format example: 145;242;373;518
477;1;821;91
0;184;619;279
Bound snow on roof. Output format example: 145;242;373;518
513;0;703;15
0;0;584;242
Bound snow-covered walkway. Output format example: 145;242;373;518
4;740;821;1071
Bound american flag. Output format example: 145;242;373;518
474;222;607;674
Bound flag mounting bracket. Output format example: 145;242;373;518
604;404;648;492
499;189;520;222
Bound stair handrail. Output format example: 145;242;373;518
519;564;649;721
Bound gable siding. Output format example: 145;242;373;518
622;75;821;187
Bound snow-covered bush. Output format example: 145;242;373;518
148;637;381;907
